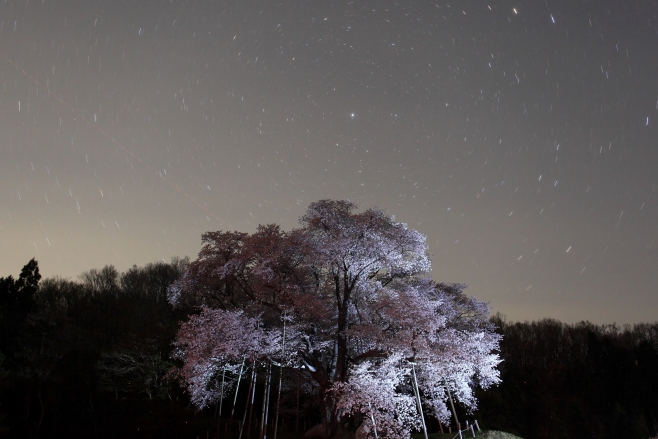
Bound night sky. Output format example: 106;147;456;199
1;0;657;323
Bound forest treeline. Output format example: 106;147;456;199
1;258;657;439
476;314;658;439
0;258;193;438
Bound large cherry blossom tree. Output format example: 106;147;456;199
169;200;501;438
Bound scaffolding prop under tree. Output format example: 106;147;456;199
220;315;292;439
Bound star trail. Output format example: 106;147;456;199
1;0;657;323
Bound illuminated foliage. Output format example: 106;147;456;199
170;200;501;438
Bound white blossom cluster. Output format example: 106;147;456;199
169;200;501;437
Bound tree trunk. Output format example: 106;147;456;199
317;385;344;439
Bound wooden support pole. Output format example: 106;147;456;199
231;358;246;424
247;368;258;439
273;317;287;439
446;384;460;431
263;362;273;439
368;401;379;439
259;362;272;439
411;363;428;439
295;374;300;432
217;367;226;438
239;367;256;439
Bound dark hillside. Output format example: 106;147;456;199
475;315;658;439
